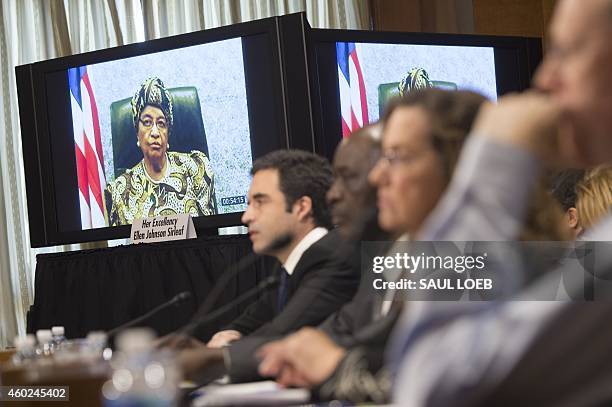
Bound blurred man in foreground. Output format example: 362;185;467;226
385;0;612;405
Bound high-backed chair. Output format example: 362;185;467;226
110;86;209;179
377;80;458;116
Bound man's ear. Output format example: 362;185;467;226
567;207;579;229
292;196;313;222
567;207;584;238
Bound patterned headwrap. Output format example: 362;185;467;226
398;68;433;97
131;77;173;133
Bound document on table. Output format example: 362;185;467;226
191;380;310;406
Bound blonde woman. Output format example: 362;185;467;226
575;165;612;234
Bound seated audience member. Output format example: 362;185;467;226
551;168;586;239
371;0;612;405
575;165;612;234
550;166;611;240
518;175;571;241
204;150;359;348
326;123;387;242
257;89;487;403
175;123;388;382
318;124;395;347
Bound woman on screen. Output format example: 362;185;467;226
104;77;217;226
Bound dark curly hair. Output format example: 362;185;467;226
251;150;333;228
551;169;585;211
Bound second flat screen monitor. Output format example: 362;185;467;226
335;41;497;136
311;30;541;154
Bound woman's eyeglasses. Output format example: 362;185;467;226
377;150;423;167
139;118;168;130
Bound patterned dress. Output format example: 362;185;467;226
104;151;217;226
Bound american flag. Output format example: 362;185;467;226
68;67;106;229
336;42;369;137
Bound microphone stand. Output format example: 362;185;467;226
107;291;192;339
181;275;279;335
178;233;292;337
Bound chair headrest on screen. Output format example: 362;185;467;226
109;86;209;179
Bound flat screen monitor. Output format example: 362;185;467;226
17;16;296;247
309;29;542;157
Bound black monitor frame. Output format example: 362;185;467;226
17;13;315;247
16;15;543;247
307;29;543;160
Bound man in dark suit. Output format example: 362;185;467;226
175;149;360;379
206;149;359;346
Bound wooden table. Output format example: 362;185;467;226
0;349;16;364
0;359;109;406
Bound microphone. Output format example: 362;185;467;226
182;275;280;334
107;291;192;338
180;233;292;336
